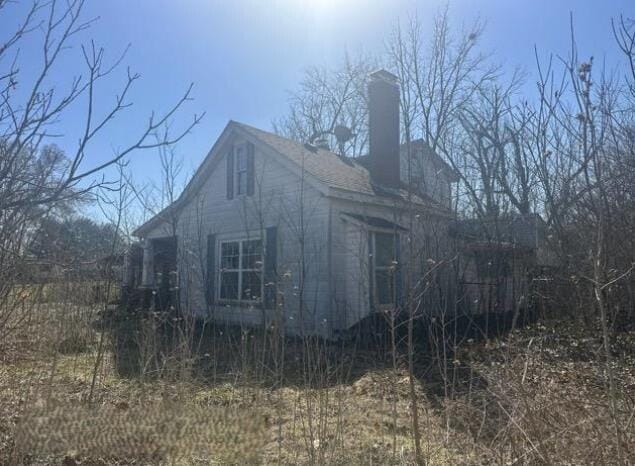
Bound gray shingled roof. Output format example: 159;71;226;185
134;121;450;236
235;122;445;209
236;122;376;195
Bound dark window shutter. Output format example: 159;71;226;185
394;234;402;307
247;142;255;196
226;150;234;200
264;226;277;309
206;234;216;306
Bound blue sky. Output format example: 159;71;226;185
2;0;633;197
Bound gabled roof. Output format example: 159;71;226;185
134;121;450;236
235;122;446;208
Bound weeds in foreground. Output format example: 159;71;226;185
1;300;634;465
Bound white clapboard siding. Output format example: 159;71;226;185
142;131;332;337
139;125;456;338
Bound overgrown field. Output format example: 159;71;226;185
1;306;634;465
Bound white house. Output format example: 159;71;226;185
131;70;458;338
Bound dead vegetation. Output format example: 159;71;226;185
1;304;633;465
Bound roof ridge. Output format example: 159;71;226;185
233;120;342;156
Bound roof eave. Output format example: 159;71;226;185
327;186;454;218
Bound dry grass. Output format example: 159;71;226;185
0;347;472;464
448;320;635;464
1;306;634;465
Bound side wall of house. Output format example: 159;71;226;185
142;132;332;337
328;195;453;332
400;148;453;209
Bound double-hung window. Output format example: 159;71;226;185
236;146;248;195
227;142;254;199
219;238;263;303
372;232;397;306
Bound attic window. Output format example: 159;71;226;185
236;146;248;195
227;142;254;199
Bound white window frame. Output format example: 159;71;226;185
218;236;263;304
235;144;248;196
371;231;397;307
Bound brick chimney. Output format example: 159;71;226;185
368;69;400;188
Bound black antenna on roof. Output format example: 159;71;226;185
307;125;355;161
333;124;353;157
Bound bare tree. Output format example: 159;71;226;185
0;0;202;211
274;53;374;156
0;0;202;338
